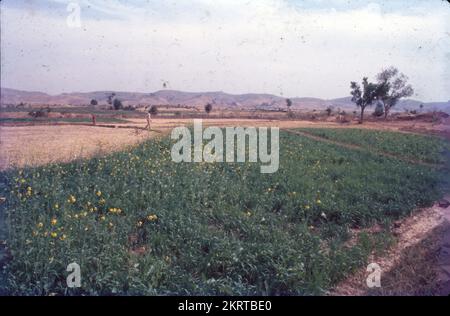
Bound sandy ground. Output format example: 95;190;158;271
0;124;153;170
329;199;450;296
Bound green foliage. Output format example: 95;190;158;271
0;117;126;124
1;130;447;295
113;99;123;111
326;106;333;116
376;67;414;119
350;77;381;123
286;99;292;109
297;128;450;164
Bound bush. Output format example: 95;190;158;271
113;99;123;110
205;103;213;114
326;106;334;116
28;107;51;118
149;105;158;116
373;103;384;117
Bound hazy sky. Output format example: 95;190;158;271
1;0;449;101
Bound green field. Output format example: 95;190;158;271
0;117;127;124
0;129;449;295
296;128;450;164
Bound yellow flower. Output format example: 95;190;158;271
51;218;57;226
305;205;310;210
99;198;106;205
50;232;58;238
100;215;106;221
37;222;44;228
60;234;67;241
54;203;59;209
96;190;102;197
108;222;114;228
137;221;144;227
147;214;158;221
316;199;321;204
246;211;252;217
67;195;76;204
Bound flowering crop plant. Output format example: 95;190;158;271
0;129;449;295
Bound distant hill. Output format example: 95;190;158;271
1;87;449;114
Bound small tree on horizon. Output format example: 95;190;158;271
149;105;158;116
350;77;380;124
113;98;123;110
204;103;213;115
286;98;292;112
107;93;116;106
90;99;98;106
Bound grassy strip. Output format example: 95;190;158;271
296;128;450;164
0;117;127;124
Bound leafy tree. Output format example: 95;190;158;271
286;98;292;111
90;99;98;106
376;67;414;120
326;106;334;116
107;93;116;106
350;77;379;124
113;98;123;110
204;103;213;114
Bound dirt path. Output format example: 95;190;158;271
437;198;450;295
284;129;442;168
282;129;450;295
329;198;450;296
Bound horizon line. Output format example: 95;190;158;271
2;86;448;104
